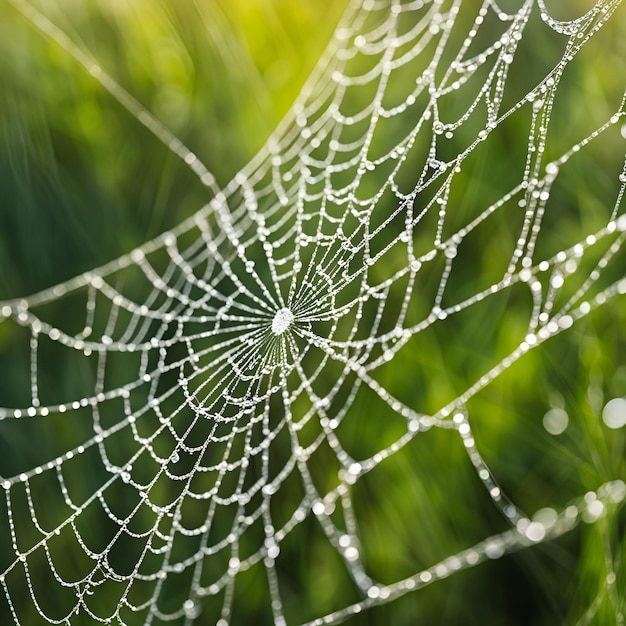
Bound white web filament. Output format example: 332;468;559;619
272;309;295;336
1;0;626;625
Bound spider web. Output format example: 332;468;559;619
1;0;626;624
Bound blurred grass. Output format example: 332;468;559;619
0;0;344;298
0;1;625;625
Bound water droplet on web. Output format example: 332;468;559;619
183;600;199;618
524;521;545;542
444;245;457;259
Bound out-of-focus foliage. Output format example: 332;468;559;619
0;0;343;297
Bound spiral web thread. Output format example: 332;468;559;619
1;0;626;624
